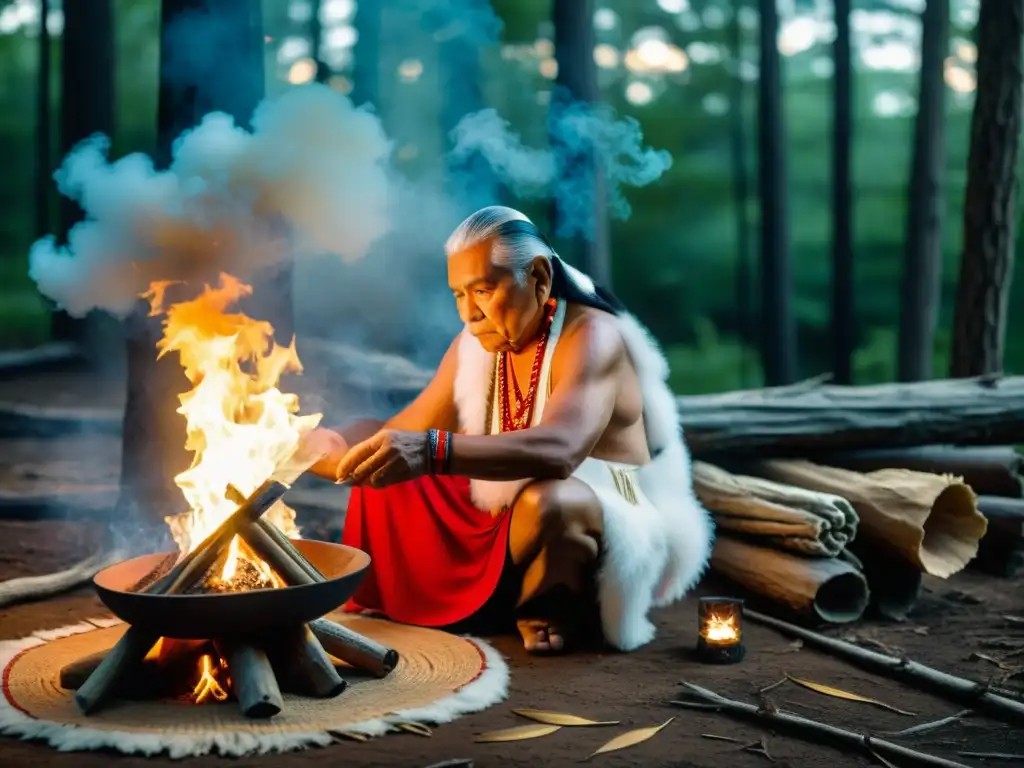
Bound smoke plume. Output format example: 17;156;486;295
29;85;394;318
449;91;673;240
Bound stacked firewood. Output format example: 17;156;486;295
680;375;1024;624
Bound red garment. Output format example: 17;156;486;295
341;475;512;627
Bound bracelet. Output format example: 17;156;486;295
427;429;453;475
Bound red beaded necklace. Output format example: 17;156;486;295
498;300;557;433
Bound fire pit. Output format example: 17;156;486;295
63;480;398;720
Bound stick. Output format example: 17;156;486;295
216;641;283;719
274;625;347;698
881;710;973;738
673;683;974;768
76;480;289;715
744;608;1024;724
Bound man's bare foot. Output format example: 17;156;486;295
517;617;569;654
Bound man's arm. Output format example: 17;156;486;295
306;336;460;480
446;315;623;481
383;336;459;432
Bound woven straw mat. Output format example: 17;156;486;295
3;612;492;736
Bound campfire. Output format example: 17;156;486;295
63;275;398;719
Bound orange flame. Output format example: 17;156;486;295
144;273;322;579
192;654;229;703
703;613;739;645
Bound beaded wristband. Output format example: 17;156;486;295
427;428;452;474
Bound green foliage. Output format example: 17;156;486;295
0;0;1021;398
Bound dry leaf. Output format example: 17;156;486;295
474;724;561;743
395;721;432;737
587;718;674;759
786;676;916;716
513;708;619;727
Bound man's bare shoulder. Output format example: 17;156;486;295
557;304;626;375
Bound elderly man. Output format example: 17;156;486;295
308;205;712;653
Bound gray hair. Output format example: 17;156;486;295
445;205;554;283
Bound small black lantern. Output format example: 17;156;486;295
695;596;745;664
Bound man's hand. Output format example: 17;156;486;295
334;429;430;488
302;428;351;480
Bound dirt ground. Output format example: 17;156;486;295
1;518;1023;768
1;369;1023;767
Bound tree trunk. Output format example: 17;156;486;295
51;0;115;347
117;0;270;538
949;0;1024;377
309;0;329;84
757;0;797;385
439;0;500;214
831;0;854;384
728;0;755;386
551;0;612;288
898;0;949;382
351;0;382;110
35;0;52;242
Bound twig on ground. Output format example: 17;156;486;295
702;734;743;742
423;760;474;768
957;753;1024;761
741;736;775;762
759;678;788;695
880;711;973;738
744;609;1024;725
672;682;974;768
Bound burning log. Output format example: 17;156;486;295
274;625;348;698
748;460;986;578
75;479;289;715
710;535;870;624
693;462;857;557
819;446;1024;498
676;374;1024;457
215;641;283;719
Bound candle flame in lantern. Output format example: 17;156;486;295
144;273;322;582
192;654;230;703
704;613;739;644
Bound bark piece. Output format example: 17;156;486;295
751;460;985;578
694;462;857;557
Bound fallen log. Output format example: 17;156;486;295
676;374;1024;457
743;609;1024;725
710;536;869;623
672;683;973;768
693;462;857;557
750;461;985;578
820;446;1024;498
977;496;1024;540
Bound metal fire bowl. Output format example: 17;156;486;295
93;540;370;640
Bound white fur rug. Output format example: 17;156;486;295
0;617;509;758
